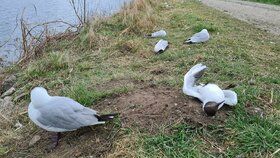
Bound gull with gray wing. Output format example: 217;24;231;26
182;64;237;116
154;39;169;54
28;87;117;148
146;29;167;38
184;29;210;44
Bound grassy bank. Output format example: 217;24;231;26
1;0;279;157
247;0;280;5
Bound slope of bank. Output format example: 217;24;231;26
1;0;279;157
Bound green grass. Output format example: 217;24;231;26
1;0;280;157
246;0;280;5
139;125;203;158
62;82;130;106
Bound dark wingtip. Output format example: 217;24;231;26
156;49;165;54
183;39;193;44
95;113;119;121
144;34;152;38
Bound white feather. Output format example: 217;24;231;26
223;90;238;106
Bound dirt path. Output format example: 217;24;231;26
201;0;280;35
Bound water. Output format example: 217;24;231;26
0;0;131;66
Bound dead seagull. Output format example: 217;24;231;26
146;29;167;38
28;87;117;149
182;64;237;116
184;29;210;44
154;39;169;54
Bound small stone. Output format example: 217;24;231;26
29;135;41;147
0;96;15;119
248;79;256;85
95;138;100;143
74;151;82;157
15;121;23;130
0;96;14;108
253;107;264;118
247;107;264;118
174;103;178;106
1;87;15;98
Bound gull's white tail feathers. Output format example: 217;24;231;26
223;90;238;106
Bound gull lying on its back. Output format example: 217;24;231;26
28;87;117;147
146;30;167;38
184;29;210;44
154;39;169;54
182;64;237;116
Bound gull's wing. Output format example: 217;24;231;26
223;90;238;106
154;39;168;53
151;30;167;38
191;32;208;43
183;64;207;99
36;97;103;131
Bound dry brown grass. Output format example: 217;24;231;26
87;22;109;49
106;133;140;158
118;0;160;35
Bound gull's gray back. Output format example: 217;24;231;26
191;31;209;43
37;97;100;131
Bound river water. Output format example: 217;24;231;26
0;0;130;66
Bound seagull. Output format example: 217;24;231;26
184;29;210;44
146;30;167;38
182;64;237;116
28;87;117;148
154;39;169;54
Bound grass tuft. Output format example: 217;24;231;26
24;51;70;79
117;0;159;35
139;125;203;158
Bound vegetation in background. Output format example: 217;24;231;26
246;0;280;5
1;0;279;157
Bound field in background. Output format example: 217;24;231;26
1;0;279;157
247;0;280;5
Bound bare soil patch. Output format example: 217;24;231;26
95;86;234;133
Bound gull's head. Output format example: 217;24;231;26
201;29;208;33
203;101;224;116
30;87;51;106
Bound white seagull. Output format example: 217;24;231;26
182;64;237;116
154;39;169;54
28;87;117;147
184;29;210;44
146;30;167;38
